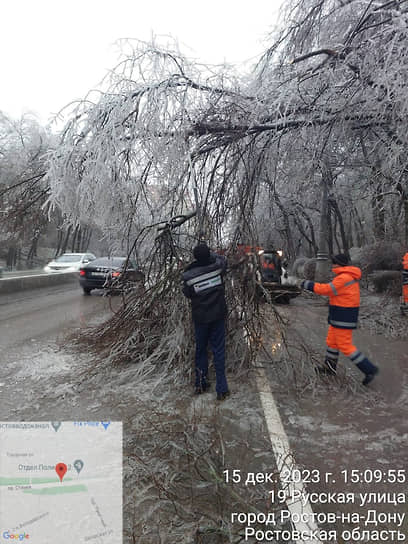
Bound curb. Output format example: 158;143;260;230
0;272;78;294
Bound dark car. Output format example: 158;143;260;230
79;257;144;295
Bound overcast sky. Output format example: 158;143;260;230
0;0;283;126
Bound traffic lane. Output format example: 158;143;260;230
0;284;113;351
0;285;114;418
264;298;407;533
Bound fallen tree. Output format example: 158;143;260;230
46;0;408;369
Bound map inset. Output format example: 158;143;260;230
0;421;122;543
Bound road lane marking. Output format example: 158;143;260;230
255;364;325;543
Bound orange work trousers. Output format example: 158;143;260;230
403;284;408;304
326;325;357;357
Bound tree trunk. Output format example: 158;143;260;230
327;205;334;256
292;213;317;257
353;206;367;246
346;211;354;249
300;208;317;256
76;228;82;252
395;180;408;245
273;194;295;260
82;226;92;252
16;248;22;269
6;247;17;270
60;226;72;255
372;180;385;240
71;225;80;252
329;198;350;258
27;235;39;267
55;229;63;257
360;137;385;242
315;166;331;282
389;199;402;241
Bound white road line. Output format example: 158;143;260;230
255;364;325;543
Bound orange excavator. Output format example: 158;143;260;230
236;245;300;304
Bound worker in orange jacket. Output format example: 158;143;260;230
402;252;408;311
301;254;379;386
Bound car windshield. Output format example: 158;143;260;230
55;254;83;263
90;258;127;268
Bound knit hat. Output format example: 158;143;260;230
193;242;211;264
332;253;349;266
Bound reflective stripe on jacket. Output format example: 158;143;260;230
402;253;408;286
182;255;227;323
303;266;361;329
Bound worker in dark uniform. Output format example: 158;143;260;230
301;254;379;386
182;242;230;400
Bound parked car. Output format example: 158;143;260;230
44;253;96;273
79;257;144;295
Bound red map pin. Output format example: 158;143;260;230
55;462;67;482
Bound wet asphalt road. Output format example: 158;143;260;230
0;284;114;418
0;284;109;350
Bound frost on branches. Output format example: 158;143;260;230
46;39;262;376
45;0;408;373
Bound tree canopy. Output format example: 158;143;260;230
46;0;408;256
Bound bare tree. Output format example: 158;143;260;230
0;113;51;267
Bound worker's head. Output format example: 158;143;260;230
193;242;211;264
331;253;349;267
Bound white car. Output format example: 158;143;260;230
44;253;96;273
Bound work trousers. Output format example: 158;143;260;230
194;318;228;394
403;270;408;303
326;325;356;357
325;325;376;374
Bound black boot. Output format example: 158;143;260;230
356;358;379;386
317;357;337;376
194;382;211;395
216;390;230;401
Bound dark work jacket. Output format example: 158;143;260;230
182;255;227;323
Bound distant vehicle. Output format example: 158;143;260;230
78;257;144;295
259;251;282;284
44;253;96;273
236;245;300;304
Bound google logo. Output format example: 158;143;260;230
2;532;30;540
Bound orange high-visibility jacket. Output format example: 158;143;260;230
302;266;361;329
403;252;408;270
